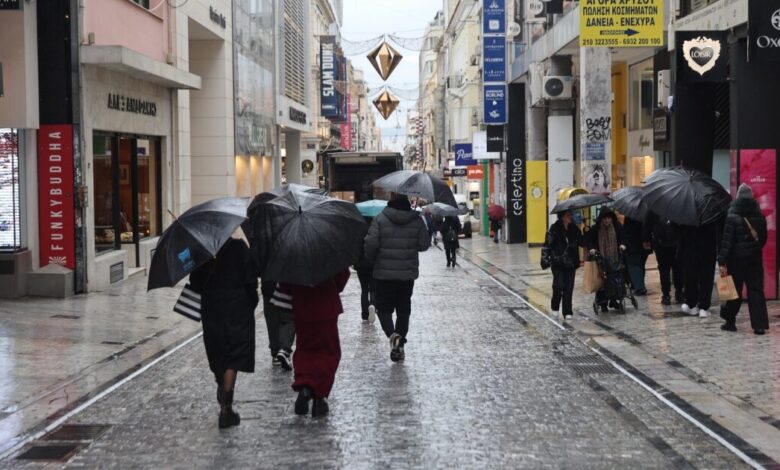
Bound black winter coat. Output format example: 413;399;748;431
584;211;625;253
439;216;462;249
543;220;583;269
364;198;430;280
622;218;645;254
642;211;679;249
718;198;767;266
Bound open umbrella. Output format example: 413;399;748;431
424;202;467;217
488;204;506;221
356;199;387;218
550;193;613;214
372;170;457;207
611;187;647;221
244;184;327;238
147;197;249;290
642;167;731;226
250;191;368;286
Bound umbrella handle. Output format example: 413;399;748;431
167;209;178;221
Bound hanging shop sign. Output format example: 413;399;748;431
749;1;780;62
483;36;507;83
506;154;526;244
580;0;663;48
444;168;468;178
467;165;485;180
37;125;75;270
483;84;507;125
483;0;506;35
320;36;339;118
454;143;476;166
675;31;728;82
0;0;21;9
653;110;669;142
487;125;504;152
473;131;500;160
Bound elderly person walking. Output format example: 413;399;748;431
586;208;626;312
364;194;430;362
718;184;769;335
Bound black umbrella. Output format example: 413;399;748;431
642;167;731;226
550;193;613;214
243;184;327;238
372;170;457;207
251;191;368;286
611;187;648;221
147;197;249;290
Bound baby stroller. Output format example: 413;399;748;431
590;252;638;315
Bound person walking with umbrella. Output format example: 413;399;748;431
189;235;259;429
643;212;684;305
586;208;626;312
489;204;505;244
680;223;720;318
622;215;649;296
542;210;583;320
718;184;768;334
356;217;377;323
439;214;462;267
364;194;431;362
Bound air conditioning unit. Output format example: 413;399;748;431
543;76;573;100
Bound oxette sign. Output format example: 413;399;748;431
750;1;780;61
37;125;75;270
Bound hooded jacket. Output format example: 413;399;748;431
718;197;767;265
364;198;431;280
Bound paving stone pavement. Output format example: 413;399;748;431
6;249;749;468
459;236;780;429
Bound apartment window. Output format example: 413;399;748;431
93;133;161;259
0;129;22;251
131;0;150;8
684;0;714;15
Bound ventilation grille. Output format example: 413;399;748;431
283;0;307;106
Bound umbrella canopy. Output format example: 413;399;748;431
356;199;387;218
611;187;648;221
147;197;249;290
642;167;731;226
251;191;368;286
372;170;457;207
424;202;467;217
550;193;613;214
488;204;506;221
244;184;327;238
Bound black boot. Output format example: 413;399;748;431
218;390;240;428
721;321;737;332
295;387;313;416
312;398;329;417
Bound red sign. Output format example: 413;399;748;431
467;165;485;180
739;149;777;299
340;94;352;150
38;125;75;269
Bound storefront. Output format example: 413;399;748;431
626;57;656;187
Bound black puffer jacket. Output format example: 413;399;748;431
364;198;430;280
718;197;767;265
543;220;583;269
643;211;679;249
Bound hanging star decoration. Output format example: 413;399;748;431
373;90;400;120
367;40;403;81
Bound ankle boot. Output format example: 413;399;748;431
295;387;313;416
218;390;240;428
312;397;329;417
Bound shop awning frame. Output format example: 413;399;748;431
80;45;201;90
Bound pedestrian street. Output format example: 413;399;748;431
7;249;747;469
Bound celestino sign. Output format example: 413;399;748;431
675;31;728;82
37;125;75;269
750;2;780;62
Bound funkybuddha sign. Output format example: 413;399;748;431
580;0;663;48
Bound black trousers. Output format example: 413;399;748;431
356;266;375;315
262;297;295;356
721;256;769;330
656;246;684;297
375;279;414;341
551;267;576;316
445;247;457;265
685;253;716;311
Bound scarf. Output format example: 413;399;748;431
598;224;619;263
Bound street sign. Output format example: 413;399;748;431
483;36;506;83
483;84;507;125
483;0;506;35
580;0;663;48
454;143;476;166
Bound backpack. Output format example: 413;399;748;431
445;227;458;243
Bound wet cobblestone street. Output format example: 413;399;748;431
6;250;750;468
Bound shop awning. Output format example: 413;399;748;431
80;46;202;90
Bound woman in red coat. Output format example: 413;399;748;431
282;269;350;417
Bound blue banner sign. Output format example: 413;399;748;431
484;84;507;125
483;36;506;82
454;143;476;166
320;36;339;118
483;0;506;35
